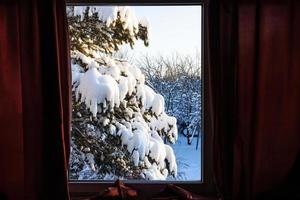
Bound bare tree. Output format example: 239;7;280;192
137;51;202;147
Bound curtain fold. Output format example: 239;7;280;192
207;0;300;199
205;0;237;199
0;0;70;199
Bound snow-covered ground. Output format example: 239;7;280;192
149;78;202;181
171;133;201;181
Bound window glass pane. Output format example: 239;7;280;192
67;5;202;181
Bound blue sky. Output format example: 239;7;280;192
123;6;202;58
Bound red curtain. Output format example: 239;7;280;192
207;0;300;199
0;0;71;199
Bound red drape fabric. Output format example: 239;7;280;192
236;1;300;199
207;0;300;199
205;1;237;199
0;0;71;199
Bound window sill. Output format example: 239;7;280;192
69;180;216;199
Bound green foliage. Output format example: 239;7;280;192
70;95;144;179
68;6;150;179
67;6;149;56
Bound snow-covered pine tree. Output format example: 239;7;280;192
68;6;178;180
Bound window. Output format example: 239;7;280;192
67;0;213;198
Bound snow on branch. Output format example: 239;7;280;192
72;53;178;180
70;6;150;36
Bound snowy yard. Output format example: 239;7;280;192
171;133;201;181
